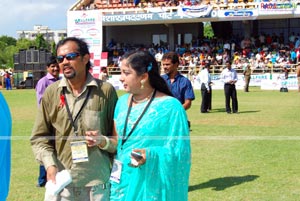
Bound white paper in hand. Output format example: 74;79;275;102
45;170;72;196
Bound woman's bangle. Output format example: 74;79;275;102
98;136;110;150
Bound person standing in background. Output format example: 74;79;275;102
243;64;252;92
221;61;238;114
161;52;195;128
5;71;12;90
297;63;300;92
99;67;109;82
199;63;212;113
34;56;60;188
0;92;12;201
155;49;164;72
161;52;195;110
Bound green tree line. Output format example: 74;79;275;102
0;34;56;69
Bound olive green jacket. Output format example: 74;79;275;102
31;73;118;186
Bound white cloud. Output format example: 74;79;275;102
0;0;76;37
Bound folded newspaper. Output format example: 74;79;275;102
45;170;72;196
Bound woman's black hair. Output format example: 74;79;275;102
56;37;91;73
121;50;173;97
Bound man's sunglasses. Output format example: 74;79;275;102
56;52;80;63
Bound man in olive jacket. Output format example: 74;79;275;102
31;37;118;200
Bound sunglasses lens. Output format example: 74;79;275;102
56;53;79;63
56;56;64;63
66;53;79;60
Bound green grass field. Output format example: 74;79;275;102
2;87;300;201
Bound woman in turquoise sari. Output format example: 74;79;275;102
110;51;191;201
0;92;12;201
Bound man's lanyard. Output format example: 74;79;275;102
121;90;156;149
63;87;91;136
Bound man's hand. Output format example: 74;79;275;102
47;165;58;184
85;130;104;147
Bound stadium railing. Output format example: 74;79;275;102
106;63;299;76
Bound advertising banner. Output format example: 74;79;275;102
294;5;300;17
102;5;213;24
217;9;258;20
258;2;294;15
67;10;103;71
261;73;298;90
192;74;244;90
177;5;213;18
193;73;297;90
107;73;298;90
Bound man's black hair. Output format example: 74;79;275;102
46;55;58;67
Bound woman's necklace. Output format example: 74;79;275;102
121;89;157;149
132;90;155;103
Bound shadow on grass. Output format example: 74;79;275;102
210;108;226;113
210;108;260;114
237;110;261;114
188;175;259;191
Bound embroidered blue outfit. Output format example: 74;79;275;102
0;92;12;201
110;94;191;201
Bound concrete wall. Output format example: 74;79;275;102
104;22;203;50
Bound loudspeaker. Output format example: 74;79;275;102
34;64;41;71
19;50;26;64
32;50;39;63
26;64;34;70
13;54;19;64
46;52;53;63
14;64;24;71
26;50;32;63
39;50;46;64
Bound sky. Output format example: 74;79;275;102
0;0;77;38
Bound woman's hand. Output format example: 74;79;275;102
131;148;146;167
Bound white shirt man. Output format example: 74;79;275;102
155;50;164;63
199;63;212;113
199;66;211;92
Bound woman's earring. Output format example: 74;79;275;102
140;80;145;89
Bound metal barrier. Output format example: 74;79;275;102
107;64;299;76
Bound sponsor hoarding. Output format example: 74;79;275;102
67;10;103;71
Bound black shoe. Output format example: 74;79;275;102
36;182;46;188
227;112;231;114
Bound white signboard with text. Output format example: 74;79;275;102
67;10;103;71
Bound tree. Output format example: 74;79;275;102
50;41;56;55
16;38;36;50
0;36;17;69
204;22;214;39
35;34;49;50
0;41;7;50
1;46;18;68
0;36;17;46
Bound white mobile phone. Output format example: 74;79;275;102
131;151;143;160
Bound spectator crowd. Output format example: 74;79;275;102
105;32;300;76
